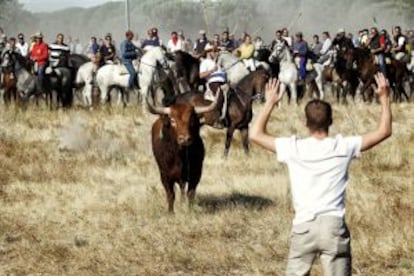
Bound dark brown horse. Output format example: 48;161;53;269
1;66;18;106
174;50;201;91
168;68;269;157
342;47;409;102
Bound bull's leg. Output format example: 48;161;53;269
178;181;186;203
224;126;236;157
187;181;198;209
162;178;175;213
240;128;250;155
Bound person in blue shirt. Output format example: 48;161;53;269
293;32;309;82
120;30;139;89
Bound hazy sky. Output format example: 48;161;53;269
20;0;119;12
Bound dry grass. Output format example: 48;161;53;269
0;95;413;275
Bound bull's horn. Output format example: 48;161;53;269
194;88;221;114
145;94;171;115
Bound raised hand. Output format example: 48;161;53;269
265;78;281;105
373;72;390;101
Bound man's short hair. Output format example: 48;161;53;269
305;100;332;132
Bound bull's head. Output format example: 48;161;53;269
147;90;220;146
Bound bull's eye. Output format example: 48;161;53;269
170;118;177;127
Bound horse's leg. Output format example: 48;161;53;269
240;128;250;155
289;82;298;106
277;83;287;108
224;125;236;158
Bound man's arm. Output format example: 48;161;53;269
249;78;281;153
361;73;392;151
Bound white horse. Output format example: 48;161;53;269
269;43;325;104
269;43;298;105
216;51;269;86
95;47;169;108
75;61;96;107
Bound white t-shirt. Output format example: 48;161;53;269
167;39;184;52
398;36;406;47
16;42;29;56
320;38;332;55
275;135;362;225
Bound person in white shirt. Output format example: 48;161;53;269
249;73;392;276
16;33;29;57
199;43;228;127
318;31;333;64
167;31;184;53
282;28;293;49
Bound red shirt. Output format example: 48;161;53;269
379;36;386;47
30;42;49;66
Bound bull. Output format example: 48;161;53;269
148;90;220;212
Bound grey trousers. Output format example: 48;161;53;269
286;216;351;276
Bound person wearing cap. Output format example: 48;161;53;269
48;33;71;68
120;30;140;90
167;31;185;53
199;43;228;127
194;30;209;55
333;28;354;50
141;27;161;51
30;32;49;91
16;33;29;58
99;33;116;64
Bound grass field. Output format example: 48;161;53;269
0;97;413;275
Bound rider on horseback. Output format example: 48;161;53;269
220;31;235;52
142;28;161;51
30;32;49;92
48;33;70;70
293;32;309;82
99;33;117;64
120;30;140;90
199;43;227;127
391;26;407;61
193;30;209;56
236;34;256;71
368;27;387;76
270;30;286;51
16;33;29;58
318;32;333;65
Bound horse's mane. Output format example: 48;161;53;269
236;69;267;95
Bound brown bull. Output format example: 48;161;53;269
148;91;220;212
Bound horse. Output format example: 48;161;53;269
268;43;299;105
171;69;269;157
216;51;269;87
342;47;409;102
96;46;170;109
255;47;279;77
315;49;359;104
1;52;18;106
173;50;200;91
269;43;324;105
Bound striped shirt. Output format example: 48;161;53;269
49;43;70;67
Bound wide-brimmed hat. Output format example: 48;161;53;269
199;29;206;35
338;28;345;34
34;32;43;38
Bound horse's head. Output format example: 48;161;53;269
252;69;270;101
154;47;170;70
1;51;13;68
269;43;286;63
